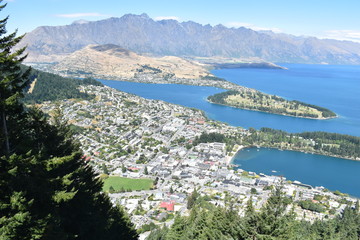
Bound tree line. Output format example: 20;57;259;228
243;128;360;160
147;187;360;240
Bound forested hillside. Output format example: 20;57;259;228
23;66;103;103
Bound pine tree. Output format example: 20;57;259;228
101;163;109;174
240;196;259;240
335;205;360;239
165;215;187;240
122;163;127;173
187;188;199;209
109;186;115;193
0;2;138;239
256;186;295;239
147;225;169;240
0;0;30;157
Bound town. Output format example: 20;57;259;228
41;85;357;239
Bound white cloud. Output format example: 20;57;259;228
321;30;360;43
226;22;253;28
55;13;108;18
154;16;180;21
226;22;282;33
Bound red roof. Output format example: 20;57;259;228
82;155;91;161
160;201;175;211
204;161;215;165
128;167;140;171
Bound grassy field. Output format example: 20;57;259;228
102;176;153;192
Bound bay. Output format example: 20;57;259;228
99;64;360;196
212;63;360;136
100;64;360;136
233;147;360;197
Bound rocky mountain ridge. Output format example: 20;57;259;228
19;13;360;64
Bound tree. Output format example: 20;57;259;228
187;188;199;209
165;215;188;240
0;1;30;157
144;165;149;175
239;196;259;239
122;163;127;173
101;163;109;175
147;225;169;240
255;186;296;239
0;3;138;239
109;186;115;193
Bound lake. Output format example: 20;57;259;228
99;63;360;196
100;64;360;136
233;147;360;197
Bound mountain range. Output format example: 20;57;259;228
19;13;360;64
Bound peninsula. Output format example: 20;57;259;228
208;90;337;119
29;44;337;120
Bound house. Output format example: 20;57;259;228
160;201;175;211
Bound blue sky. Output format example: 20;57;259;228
3;0;360;42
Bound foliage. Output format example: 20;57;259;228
192;132;226;145
200;75;225;81
0;4;137;239
208;90;336;119
149;187;360;240
136;153;148;164
242;127;360;159
298;200;326;213
187;189;199;209
23;67;103;103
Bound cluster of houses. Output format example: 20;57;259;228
41;84;358;236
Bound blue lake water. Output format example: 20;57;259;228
100;64;360;197
100;64;360;136
213;64;360;136
233;147;360;197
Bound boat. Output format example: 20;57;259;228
271;170;277;173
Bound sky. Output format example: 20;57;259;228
3;0;360;42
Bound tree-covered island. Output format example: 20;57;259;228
208;90;337;119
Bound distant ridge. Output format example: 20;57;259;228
50;44;213;80
19;13;360;64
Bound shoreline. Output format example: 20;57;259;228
231;145;359;162
265;146;360;162
226;145;244;166
44;68;338;121
207;98;337;120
